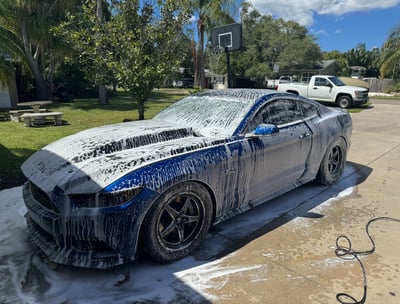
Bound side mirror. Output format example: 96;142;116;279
246;123;279;137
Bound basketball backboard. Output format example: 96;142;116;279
211;23;242;52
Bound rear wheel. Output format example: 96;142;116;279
317;138;347;185
337;95;352;109
142;182;212;263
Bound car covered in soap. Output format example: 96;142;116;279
22;89;352;268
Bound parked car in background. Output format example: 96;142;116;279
266;76;296;89
277;75;369;108
173;78;194;89
22;89;352;269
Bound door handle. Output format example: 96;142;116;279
299;133;310;139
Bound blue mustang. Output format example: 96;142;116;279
22;89;352;268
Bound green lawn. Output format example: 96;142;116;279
0;88;189;189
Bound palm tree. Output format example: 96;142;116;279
381;24;400;80
0;0;25;105
192;0;236;89
0;0;78;101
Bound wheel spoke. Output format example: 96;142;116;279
165;204;179;218
180;197;192;214
177;226;185;243
328;147;342;173
182;214;200;224
160;220;177;239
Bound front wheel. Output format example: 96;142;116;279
337;96;352;109
142;182;213;263
317;138;347;185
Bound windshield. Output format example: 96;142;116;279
154;94;253;137
328;76;346;86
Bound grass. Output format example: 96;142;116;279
0;88;189;189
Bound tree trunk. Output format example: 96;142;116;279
194;20;205;89
98;82;108;105
138;100;145;120
96;0;108;105
20;21;50;100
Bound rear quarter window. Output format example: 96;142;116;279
301;102;320;119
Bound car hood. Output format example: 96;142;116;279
21;120;226;194
342;85;369;92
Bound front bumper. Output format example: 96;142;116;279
23;182;157;269
353;97;369;106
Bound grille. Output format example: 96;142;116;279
29;182;56;211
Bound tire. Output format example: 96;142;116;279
337;95;352;109
317;137;347;185
142;182;213;263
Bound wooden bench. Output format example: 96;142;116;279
21;112;64;127
9;109;47;122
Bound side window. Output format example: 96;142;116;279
265;99;302;125
245;99;302;132
314;77;328;86
301;102;319;119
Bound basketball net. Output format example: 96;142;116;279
208;46;224;73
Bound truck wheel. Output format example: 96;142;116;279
337;96;352;109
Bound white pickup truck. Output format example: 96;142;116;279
277;75;369;108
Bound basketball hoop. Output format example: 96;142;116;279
208;46;224;72
211;23;242;88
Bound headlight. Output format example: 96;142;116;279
355;90;366;98
70;186;143;208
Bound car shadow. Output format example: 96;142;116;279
3;161;371;303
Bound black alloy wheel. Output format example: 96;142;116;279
142;182;212;263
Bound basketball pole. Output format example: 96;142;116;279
225;46;231;88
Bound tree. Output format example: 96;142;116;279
0;0;78;100
0;1;24;105
231;2;322;85
344;43;380;77
57;0;191;119
192;0;236;89
381;24;400;80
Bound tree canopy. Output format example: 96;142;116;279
0;0;78;100
381;24;400;80
223;2;322;86
56;0;191;119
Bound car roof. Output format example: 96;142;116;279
193;89;280;104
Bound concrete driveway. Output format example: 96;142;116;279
199;100;400;303
1;100;399;304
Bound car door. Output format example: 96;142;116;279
237;98;313;205
308;77;335;101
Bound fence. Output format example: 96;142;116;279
364;78;393;93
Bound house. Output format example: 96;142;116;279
283;60;342;82
0;83;11;108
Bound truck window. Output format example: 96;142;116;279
314;77;329;86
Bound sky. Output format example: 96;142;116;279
246;0;400;52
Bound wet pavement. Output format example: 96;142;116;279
199;100;400;303
1;100;400;304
